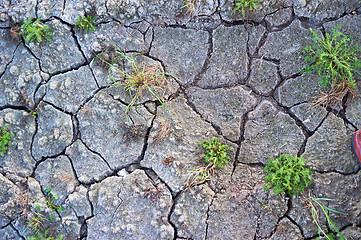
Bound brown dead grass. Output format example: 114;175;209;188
311;85;356;109
153;120;172;145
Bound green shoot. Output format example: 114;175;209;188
188;169;212;181
306;194;347;240
233;0;263;16
44;188;63;212
75;15;97;33
0;124;14;156
255;196;269;208
181;0;197;14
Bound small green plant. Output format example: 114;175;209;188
75;15;97;33
0;124;14;156
25;188;64;240
186;137;232;189
306;195;347;240
44;188;63;213
19;18;52;43
233;0;263;16
97;44;169;120
303;25;361;90
263;154;313;196
198;137;233;168
27;229;64;240
181;0;197;14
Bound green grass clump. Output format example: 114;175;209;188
97;44;169;120
233;0;263;16
20;18;52;43
263;154;313;196
0;124;14;156
198;137;233;168
27;229;64;240
75;15;97;33
303;25;361;90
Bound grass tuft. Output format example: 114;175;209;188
305;192;346;240
96;43;170;121
303;25;361;107
233;0;263;16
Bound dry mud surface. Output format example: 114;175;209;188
0;0;361;239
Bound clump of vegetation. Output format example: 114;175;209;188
198;137;233;168
233;0;263;16
303;25;361;106
75;15;97;33
97;44;169;120
306;194;347;240
0;124;14;156
19;18;52;43
26;188;64;240
263;154;313;196
187;137;232;189
181;0;197;14
44;187;63;213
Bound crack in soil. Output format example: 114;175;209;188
1;3;361;239
203;194;214;240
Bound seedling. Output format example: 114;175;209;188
75;15;97;33
27;229;64;240
233;0;263;16
44;188;63;213
303;25;361;107
263;154;313;196
19;18;52;43
0;124;14;156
